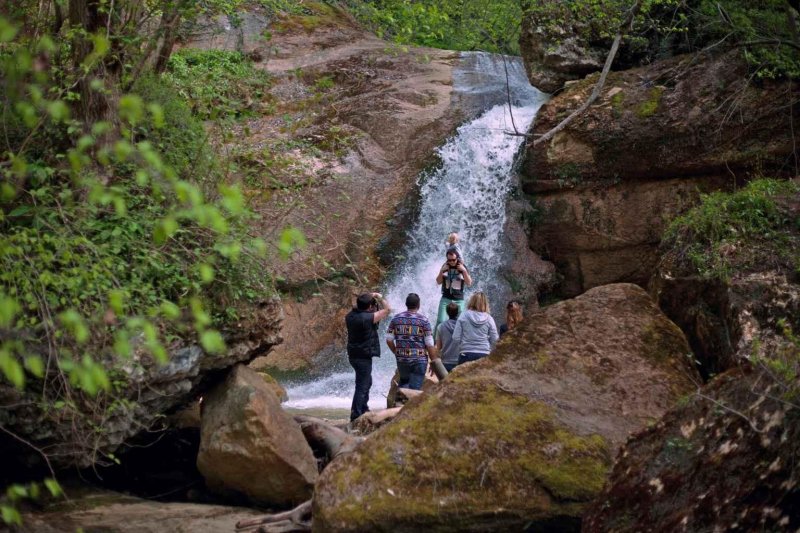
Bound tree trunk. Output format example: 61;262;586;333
153;7;182;74
68;0;113;125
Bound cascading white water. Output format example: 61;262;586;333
284;52;547;412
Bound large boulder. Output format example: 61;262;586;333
197;364;317;507
0;298;283;470
584;366;800;531
313;284;699;531
521;52;799;297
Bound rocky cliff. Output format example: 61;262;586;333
519;51;799;297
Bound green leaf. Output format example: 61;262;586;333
108;290;126;315
119;94;145;125
277;226;307;260
46;101;71;122
200;330;226;354
199;264;215;284
58;310;89;344
24;356;44;378
154;217;178;244
0;350;25;389
43;478;62;497
159;301;181;319
0;295;20;327
1;505;22;526
7;485;28;500
0;17;19;43
147;103;165;128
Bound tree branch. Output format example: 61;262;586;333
532;0;644;147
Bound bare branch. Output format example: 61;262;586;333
532;0;645;147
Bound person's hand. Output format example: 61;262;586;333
426;365;434;377
372;292;382;300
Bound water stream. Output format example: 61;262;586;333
284;52;547;413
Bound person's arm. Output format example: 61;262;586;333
488;317;499;348
424;322;438;360
436;263;448;285
435;324;443;351
372;292;391;323
452;318;463;346
459;264;473;287
385;318;397;355
386;338;397;355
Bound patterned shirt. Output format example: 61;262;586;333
386;311;434;363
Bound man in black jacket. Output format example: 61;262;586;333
345;292;390;422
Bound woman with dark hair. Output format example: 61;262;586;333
499;300;523;337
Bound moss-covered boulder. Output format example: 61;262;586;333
313;284;698;531
584;366;800;531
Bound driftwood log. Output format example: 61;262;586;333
236;499;312;532
294;415;364;466
352;406;403;434
430;358;448;380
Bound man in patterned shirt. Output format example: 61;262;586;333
386;293;439;390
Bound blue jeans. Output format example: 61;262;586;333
397;361;427;390
458;352;488;365
349;357;373;421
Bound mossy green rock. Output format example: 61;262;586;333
313;284;699;531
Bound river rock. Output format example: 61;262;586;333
18;490;263;533
313;284;699;531
520;51;800;297
584;366;800;532
197;364;317;506
0;298;282;470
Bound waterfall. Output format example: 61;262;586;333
284;52;547;413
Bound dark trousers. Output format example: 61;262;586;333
397;361;427;390
443;362;458;373
458;352;488;365
349;357;373;422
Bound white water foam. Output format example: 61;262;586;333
284;52;547;412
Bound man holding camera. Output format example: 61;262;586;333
435;246;473;335
345;292;390;422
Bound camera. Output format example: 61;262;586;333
372;298;381;310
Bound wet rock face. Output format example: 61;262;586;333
584;367;800;532
0;298;283;470
519;52;799;297
197;364;317;507
313;284;698;531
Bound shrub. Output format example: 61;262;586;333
663;178;800;280
164;48;271;119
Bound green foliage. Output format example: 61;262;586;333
164;49;271;119
0;12;283;478
663;179;800;280
524;0;800;79
756;319;800;403
1;478;61;526
131;74;219;183
692;0;800;79
340;0;528;54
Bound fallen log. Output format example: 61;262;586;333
352;406;402;434
236;499;311;531
396;388;423;403
430;359;448;380
294;415;364;465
